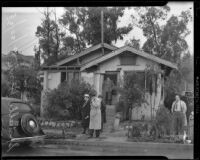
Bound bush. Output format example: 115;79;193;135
153;105;173;137
116;72;146;120
115;96;129;121
44;79;95;120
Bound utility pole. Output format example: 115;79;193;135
101;10;105;55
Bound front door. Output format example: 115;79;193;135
102;71;119;105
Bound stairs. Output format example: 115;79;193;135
103;105;116;133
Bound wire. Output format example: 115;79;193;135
17;37;38;50
19;41;38;53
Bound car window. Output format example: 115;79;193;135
10;102;32;112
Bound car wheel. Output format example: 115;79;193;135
20;113;40;136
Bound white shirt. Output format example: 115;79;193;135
171;100;187;113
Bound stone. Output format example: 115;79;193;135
66;122;69;128
56;123;60;128
44;121;48;126
41;122;44;126
52;122;56;128
61;123;65;128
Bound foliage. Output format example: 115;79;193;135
126;106;173;139
115;97;130;121
179;53;193;84
59;7;132;53
164;53;193;115
3;51;42;102
123;72;146;107
116;72;146;120
154;105;173;137
131;6;192;63
11;65;42;100
125;37;141;50
35;8;62;65
44;80;95;120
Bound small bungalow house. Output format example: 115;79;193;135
40;43;177;120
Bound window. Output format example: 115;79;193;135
61;72;66;83
10;102;32;112
120;53;137;65
61;72;80;84
67;72;74;83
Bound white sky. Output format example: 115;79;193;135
2;2;193;56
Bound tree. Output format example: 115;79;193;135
4;50;42;102
131;6;192;63
125;37;141;50
35;8;62;65
59;7;132;54
131;6;193;114
12;65;41;101
179;53;193;85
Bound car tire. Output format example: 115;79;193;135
20;113;40;136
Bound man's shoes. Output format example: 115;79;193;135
88;135;93;138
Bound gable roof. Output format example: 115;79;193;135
55;43;118;66
81;45;177;71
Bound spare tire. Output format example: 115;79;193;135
20;113;40;136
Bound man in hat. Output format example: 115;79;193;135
81;94;91;134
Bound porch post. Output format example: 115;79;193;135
99;74;104;95
94;72;101;96
41;70;48;117
43;70;48;90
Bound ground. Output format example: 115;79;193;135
2;106;193;159
2;127;193;159
3;138;193;158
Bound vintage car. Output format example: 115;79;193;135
1;97;45;152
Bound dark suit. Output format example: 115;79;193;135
101;101;106;132
81;99;90;133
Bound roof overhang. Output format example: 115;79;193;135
81;45;178;71
41;65;81;71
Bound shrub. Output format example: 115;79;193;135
115;96;129;121
153;105;173;137
116;72;146;120
44;79;95;120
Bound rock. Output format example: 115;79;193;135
56;123;60;128
52;122;56;128
61;123;65;128
66;122;69;128
41;122;44;126
44;121;48;126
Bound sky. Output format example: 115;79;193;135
2;2;193;57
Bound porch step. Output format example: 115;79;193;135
103;105;116;132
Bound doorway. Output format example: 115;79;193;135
102;71;119;105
